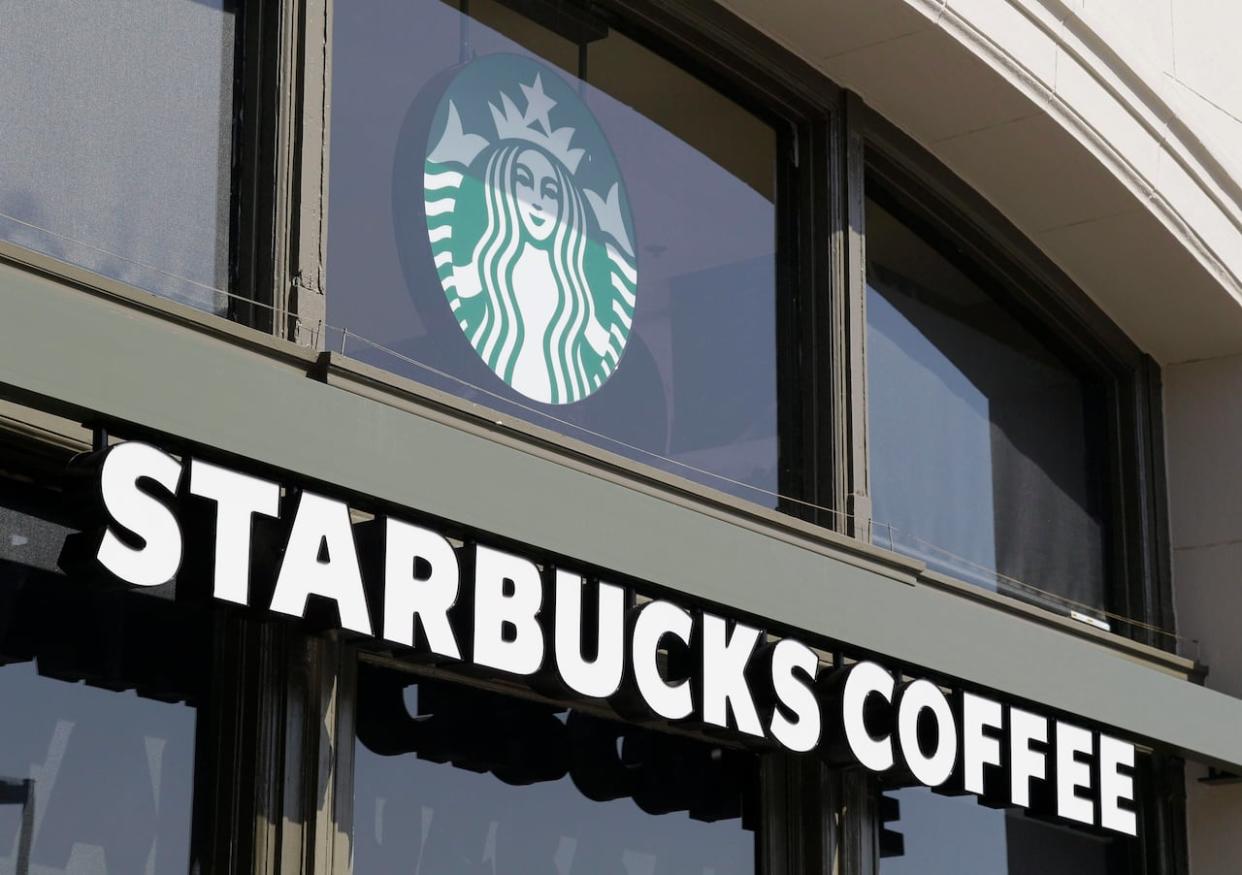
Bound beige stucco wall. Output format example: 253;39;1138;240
1078;0;1242;182
721;0;1242;366
1165;355;1242;874
1044;6;1242;871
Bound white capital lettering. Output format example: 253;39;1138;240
270;492;372;635
554;571;625;698
472;545;544;675
961;693;1004;795
631;600;693;720
382;517;461;659
97;442;184;587
700;614;764;736
842;661;896;772
189;458;279;605
897;679;958;787
1056;721;1096;826
1098;734;1137;836
768;638;821;753
1009;707;1048;808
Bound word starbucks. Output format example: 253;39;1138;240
83;441;1139;837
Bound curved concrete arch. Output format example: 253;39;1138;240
721;0;1242;363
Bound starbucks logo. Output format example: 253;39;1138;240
423;55;637;405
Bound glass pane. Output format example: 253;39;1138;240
880;788;1135;875
353;664;758;875
865;194;1110;614
328;0;780;506
0;0;237;314
0;485;205;875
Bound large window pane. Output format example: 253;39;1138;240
328;0;780;506
865;193;1110;614
880;788;1135;875
0;0;237;314
353;664;758;875
0;485;206;875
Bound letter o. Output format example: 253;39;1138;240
897;679;958;787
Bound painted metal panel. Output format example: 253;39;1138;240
0;260;1239;769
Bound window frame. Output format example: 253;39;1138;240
317;0;851;533
0;0;288;335
849;104;1176;651
596;0;848;526
230;0;295;335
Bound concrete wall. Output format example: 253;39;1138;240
1076;0;1242;183
1124;4;1242;839
722;0;1242;365
1164;356;1242;873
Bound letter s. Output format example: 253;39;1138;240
97;442;184;586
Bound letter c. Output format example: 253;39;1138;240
841;661;896;772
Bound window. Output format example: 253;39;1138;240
0;480;209;875
0;0;240;316
353;663;758;874
864;189;1112;615
856;116;1172;645
326;0;798;507
878;787;1138;875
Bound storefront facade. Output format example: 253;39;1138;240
2;1;1241;873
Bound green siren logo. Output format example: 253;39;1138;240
423;55;637;405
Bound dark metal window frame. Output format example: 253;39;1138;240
230;0;332;340
583;0;849;527
0;0;292;337
229;0;289;334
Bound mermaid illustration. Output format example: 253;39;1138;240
422;63;638;405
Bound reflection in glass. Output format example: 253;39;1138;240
0;493;204;875
353;665;757;875
328;0;780;506
0;1;236;313
880;788;1134;875
865;194;1110;613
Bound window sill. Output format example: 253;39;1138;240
316;349;1202;684
0;239;316;373
0;246;1209;707
919;570;1200;682
312;350;919;586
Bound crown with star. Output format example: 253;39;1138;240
489;74;586;174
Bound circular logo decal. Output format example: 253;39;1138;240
423;55;637;405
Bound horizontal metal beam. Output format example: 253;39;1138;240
1;253;1239;770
